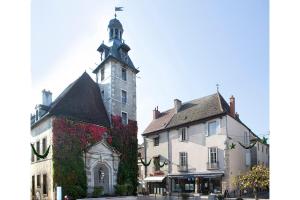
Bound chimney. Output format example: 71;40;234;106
174;99;182;113
153;106;160;119
229;95;235;117
42;89;52;106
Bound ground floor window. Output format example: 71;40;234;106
170;176;222;195
147;181;166;195
32;175;35;196
43;174;47;195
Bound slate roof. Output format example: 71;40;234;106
93;39;139;74
31;72;110;128
143;93;230;135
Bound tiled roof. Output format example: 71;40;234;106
93;39;139;74
32;72;110;128
143;93;230;135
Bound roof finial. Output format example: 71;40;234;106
216;83;220;92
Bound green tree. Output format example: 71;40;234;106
234;165;269;200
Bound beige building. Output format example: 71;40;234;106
142;92;269;196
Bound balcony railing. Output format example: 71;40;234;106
207;162;219;170
177;165;188;172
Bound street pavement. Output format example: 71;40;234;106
78;196;269;200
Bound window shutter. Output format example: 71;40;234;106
206;123;209;136
178;129;182;141
186;128;189;141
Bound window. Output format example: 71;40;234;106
121;112;128;125
101;67;105;81
154;137;159;146
179;152;188;167
244;132;249;145
262;146;264;153
208;121;217;136
257;143;260;151
101;90;104;97
43;174;47;195
110;29;113;38
32;175;35;196
35;110;39;121
266;147;269;154
179;127;188;141
122;68;127;81
209;147;218;163
31;146;34;162
36;141;40;161
37;175;41;187
115;29;118;38
42;138;47;154
121;90;127;104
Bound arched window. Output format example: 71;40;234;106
115;29;119;39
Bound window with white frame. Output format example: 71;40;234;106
121;112;128;125
208;121;217;136
122;68;127;81
121;90;127;104
244;131;250;145
208;147;218;163
179;152;188;167
154;137;159;146
179;127;188;141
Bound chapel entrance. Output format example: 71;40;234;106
93;162;110;194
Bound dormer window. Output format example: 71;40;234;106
35;110;39;121
110;29;113;39
115;29;118;39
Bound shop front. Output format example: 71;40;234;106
168;172;223;195
144;176;166;195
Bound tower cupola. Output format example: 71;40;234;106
108;18;123;41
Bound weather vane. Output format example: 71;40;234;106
115;6;124;18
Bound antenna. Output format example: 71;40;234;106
216;83;220;92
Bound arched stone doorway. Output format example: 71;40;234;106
92;162;111;194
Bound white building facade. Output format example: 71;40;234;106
142;93;269;195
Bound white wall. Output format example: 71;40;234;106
31;117;54;200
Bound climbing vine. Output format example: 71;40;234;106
52;117;107;199
109;115;138;195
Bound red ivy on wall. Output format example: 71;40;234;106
52;117;108;150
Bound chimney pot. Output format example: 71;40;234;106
174;99;182;113
42;89;52;106
153;106;160;119
229;95;235;117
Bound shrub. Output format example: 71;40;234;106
92;186;103;197
126;183;134;195
217;194;224;200
63;185;85;200
115;184;127;196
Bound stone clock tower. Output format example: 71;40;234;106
93;17;139;124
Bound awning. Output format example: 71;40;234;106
144;176;166;182
168;171;224;178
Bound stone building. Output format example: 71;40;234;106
142;92;269;196
31;16;139;199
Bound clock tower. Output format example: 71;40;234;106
93;17;139;124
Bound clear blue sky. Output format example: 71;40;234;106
31;0;269;143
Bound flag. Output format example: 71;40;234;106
115;7;123;12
